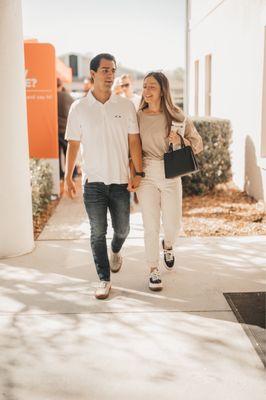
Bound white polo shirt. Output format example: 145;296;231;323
65;91;139;185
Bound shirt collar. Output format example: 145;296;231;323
87;91;118;105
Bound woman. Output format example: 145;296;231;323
134;72;203;291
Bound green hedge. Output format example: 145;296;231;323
182;118;232;196
30;159;53;217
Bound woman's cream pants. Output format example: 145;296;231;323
137;159;182;269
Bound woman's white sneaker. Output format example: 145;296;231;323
95;281;111;299
162;240;175;270
149;269;163;291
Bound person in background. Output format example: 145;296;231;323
112;76;123;95
57;78;78;179
133;71;203;291
120;74;141;111
83;76;93;96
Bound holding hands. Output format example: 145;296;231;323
127;175;141;192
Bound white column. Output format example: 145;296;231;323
184;0;190;114
0;0;34;257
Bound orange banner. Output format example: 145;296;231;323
24;43;58;159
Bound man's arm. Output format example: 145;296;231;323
128;134;143;190
65;140;80;198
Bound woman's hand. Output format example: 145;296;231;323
169;131;181;145
127;175;141;192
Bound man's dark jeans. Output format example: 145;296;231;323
83;182;130;281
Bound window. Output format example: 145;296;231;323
69;54;78;77
194;60;199;116
261;27;266;157
205;54;212;116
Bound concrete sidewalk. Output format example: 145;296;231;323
0;189;265;400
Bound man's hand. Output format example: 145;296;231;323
65;177;77;199
64;140;80;198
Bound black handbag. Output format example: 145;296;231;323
164;133;199;178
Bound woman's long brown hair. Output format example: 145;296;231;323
139;71;183;134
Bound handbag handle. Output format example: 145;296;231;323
168;132;186;153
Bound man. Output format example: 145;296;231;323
83;76;93;96
65;53;143;300
120;74;141;111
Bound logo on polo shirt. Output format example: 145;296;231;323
114;114;122;118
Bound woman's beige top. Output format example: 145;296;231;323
137;109;203;161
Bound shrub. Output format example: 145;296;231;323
182;118;232;196
30;159;53;217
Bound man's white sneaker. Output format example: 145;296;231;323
95;281;111;299
149;269;163;291
110;250;123;273
162;240;175;270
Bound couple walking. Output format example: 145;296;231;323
65;53;203;299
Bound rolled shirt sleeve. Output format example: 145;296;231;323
128;101;140;134
184;117;203;155
176;110;203;155
65;102;82;141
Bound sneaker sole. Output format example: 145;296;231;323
110;263;122;273
149;284;163;291
95;287;111;300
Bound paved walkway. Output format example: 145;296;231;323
0;188;265;400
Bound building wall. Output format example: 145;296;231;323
188;0;266;201
59;53;90;79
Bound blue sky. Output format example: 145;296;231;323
22;0;186;72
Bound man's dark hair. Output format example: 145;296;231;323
90;53;116;72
